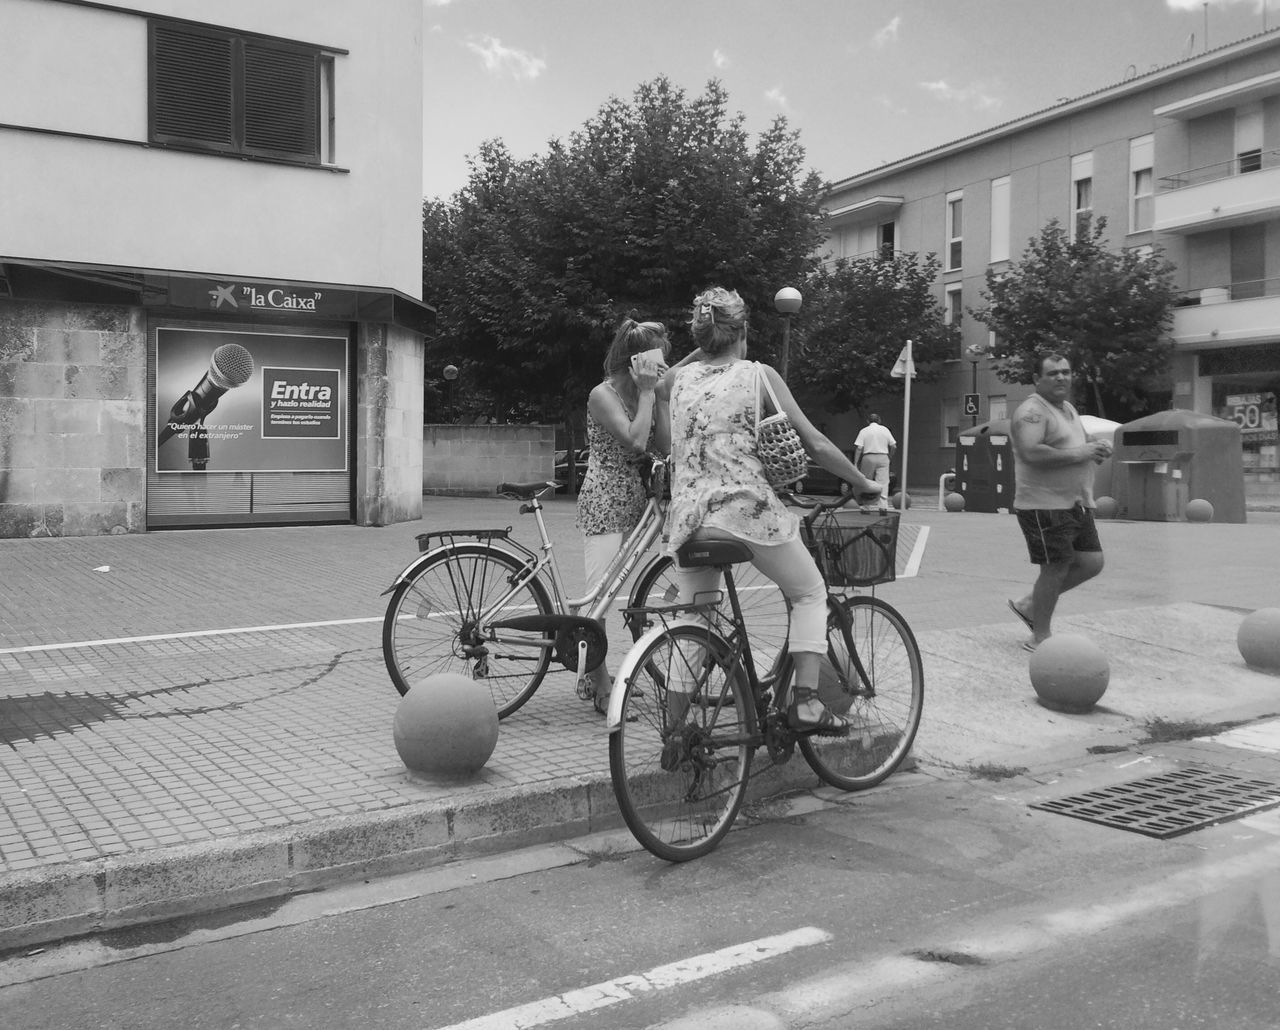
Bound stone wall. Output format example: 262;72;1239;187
355;321;425;525
0;300;146;537
423;424;556;495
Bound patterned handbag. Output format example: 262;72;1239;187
753;362;808;488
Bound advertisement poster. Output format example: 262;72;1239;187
155;328;348;473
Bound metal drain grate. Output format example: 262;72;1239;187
1030;765;1280;839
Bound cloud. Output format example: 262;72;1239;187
713;48;730;69
876;94;909;117
873;16;902;47
919;79;1001;111
466;36;546;80
765;86;792;112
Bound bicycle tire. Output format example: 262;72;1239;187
799;595;923;791
628;555;791;682
382;543;555;719
609;623;754;862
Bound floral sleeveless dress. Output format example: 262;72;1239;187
575;381;649;537
665;360;799;554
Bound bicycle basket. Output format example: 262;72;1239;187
801;509;900;587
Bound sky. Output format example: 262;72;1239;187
420;0;1277;200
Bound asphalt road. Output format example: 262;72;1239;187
4;743;1280;1030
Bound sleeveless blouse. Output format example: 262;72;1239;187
665;360;799;554
575;381;649;537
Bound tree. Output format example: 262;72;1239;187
789;251;958;414
971;217;1179;418
422;77;829;448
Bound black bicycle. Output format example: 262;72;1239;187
607;492;924;861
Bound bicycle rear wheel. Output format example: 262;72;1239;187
382;544;555;718
629;555;790;681
800;595;923;791
609;624;754;862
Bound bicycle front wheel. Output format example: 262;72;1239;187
609;625;755;862
629;555;790;682
800;595;924;791
382;544;555;719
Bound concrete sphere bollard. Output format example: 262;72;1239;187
1094;496;1117;519
944;491;966;512
393;672;499;776
890;491;913;510
1237;608;1280;671
1185;498;1214;523
1029;634;1110;713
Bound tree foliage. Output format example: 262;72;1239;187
971;217;1179;418
789;251;958;415
421;77;828;429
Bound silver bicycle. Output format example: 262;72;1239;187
381;458;791;718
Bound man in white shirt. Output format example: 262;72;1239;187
853;414;896;488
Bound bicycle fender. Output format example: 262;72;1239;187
606;618;709;732
380;542;532;596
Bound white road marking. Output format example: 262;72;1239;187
0;617;383;656
900;525;930;579
435;927;833;1030
1205;717;1280;754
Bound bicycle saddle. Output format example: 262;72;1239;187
676;529;753;568
496;481;556;500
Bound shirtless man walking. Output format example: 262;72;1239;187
1008;353;1113;650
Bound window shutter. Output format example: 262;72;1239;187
152;25;235;148
243;42;318;159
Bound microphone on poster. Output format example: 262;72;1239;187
158;344;255;447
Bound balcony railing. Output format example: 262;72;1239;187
1175;275;1280;306
1158;148;1280;191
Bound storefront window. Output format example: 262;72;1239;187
1214;386;1278;473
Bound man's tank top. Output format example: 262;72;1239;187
1012;393;1095;510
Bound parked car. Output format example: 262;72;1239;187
795;453;897;498
554;448;589;493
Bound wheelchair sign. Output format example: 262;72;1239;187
963;393;981;417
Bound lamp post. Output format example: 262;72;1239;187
442;363;459;423
964;343;987;427
774;287;802;382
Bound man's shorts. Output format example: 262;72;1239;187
1015;504;1102;565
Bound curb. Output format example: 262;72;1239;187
0;754;824;954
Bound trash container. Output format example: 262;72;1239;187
955;419;1015;513
1112;409;1246;523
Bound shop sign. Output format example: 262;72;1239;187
161;278;360;319
1222;392;1278;445
155;328;348;473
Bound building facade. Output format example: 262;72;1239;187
0;0;429;536
823;30;1280;506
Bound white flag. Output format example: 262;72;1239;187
890;340;916;379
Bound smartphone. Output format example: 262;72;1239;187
630;348;665;372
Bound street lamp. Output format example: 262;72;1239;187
774;286;802;382
442;363;459;422
964;342;988;427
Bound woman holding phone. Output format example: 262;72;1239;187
574;318;677;713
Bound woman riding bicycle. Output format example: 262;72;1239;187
656;287;882;733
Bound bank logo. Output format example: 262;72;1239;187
208;284;239;310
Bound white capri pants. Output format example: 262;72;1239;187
675;532;827;654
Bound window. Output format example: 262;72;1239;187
988;395;1008;422
945;284;963;326
879;221;896;257
989;176;1010;264
1237;104;1263;174
149;20;332;163
942;398;960;446
946;192;963;270
1071;153;1093;240
1130;135;1154;233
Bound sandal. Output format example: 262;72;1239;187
1008;599;1034;633
787;686;851;737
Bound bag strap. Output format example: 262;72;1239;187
753;361;787;430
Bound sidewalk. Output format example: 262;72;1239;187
2;496;1279;951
